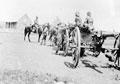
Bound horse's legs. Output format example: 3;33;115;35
40;37;43;45
43;40;45;45
52;36;55;46
44;39;46;45
49;34;52;41
38;32;42;42
24;29;27;41
38;34;40;42
40;40;43;45
49;34;54;46
28;32;31;42
44;35;47;45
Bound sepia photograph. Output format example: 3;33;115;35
0;0;120;84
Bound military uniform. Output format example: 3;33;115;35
69;12;82;42
75;14;82;27
34;18;39;28
32;17;39;32
84;12;94;30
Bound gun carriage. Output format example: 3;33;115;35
55;26;120;68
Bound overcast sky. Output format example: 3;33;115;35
0;0;120;31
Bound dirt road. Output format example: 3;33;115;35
0;31;120;84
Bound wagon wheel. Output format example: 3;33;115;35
72;27;81;68
64;29;69;56
113;35;120;68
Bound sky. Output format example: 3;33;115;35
0;0;120;31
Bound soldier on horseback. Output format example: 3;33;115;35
32;16;39;32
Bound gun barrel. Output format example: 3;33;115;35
102;34;115;38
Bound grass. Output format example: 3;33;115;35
0;69;75;84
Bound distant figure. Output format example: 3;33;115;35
75;11;82;28
83;11;94;31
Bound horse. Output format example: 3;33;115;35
24;24;43;42
48;23;67;46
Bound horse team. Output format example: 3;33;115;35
24;22;63;46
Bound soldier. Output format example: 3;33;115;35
84;11;94;31
69;12;82;43
75;11;82;28
33;16;39;32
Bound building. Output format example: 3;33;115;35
0;21;6;28
5;22;17;29
0;14;32;32
17;14;32;32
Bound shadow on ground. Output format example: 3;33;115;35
64;58;120;73
64;62;77;69
81;59;103;74
100;63;120;71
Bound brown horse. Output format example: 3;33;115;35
24;25;43;42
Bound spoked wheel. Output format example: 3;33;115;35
113;49;120;68
113;34;120;69
72;27;81;68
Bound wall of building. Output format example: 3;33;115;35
5;22;17;29
0;14;32;33
17;14;32;32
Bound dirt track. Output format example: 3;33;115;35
0;31;120;84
